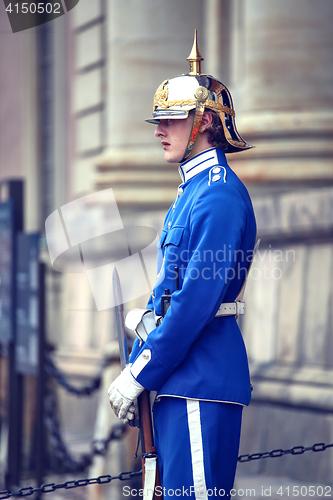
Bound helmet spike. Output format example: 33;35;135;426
187;29;203;75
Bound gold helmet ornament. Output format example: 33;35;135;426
147;30;253;160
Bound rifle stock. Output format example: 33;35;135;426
138;390;161;497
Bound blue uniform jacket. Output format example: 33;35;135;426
129;148;257;406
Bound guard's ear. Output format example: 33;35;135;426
199;111;213;133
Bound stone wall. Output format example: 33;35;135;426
1;0;333;488
66;0;333;485
238;186;333;484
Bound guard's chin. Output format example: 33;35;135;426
164;151;184;164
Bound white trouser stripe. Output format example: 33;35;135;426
186;399;208;500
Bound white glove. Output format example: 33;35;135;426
108;365;144;423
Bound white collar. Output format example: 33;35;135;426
178;148;219;183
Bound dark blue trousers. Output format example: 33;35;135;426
153;397;243;499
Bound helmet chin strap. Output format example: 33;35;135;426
181;86;209;163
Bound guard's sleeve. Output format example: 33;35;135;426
130;184;248;390
129;336;141;361
127;292;154;362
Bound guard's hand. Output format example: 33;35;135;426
108;365;144;424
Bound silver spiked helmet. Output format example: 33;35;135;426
147;30;253;159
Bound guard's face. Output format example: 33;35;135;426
154;115;194;163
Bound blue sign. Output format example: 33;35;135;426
15;233;40;374
0;200;15;345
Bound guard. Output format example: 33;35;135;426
108;30;257;498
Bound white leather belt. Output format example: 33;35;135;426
126;300;245;343
215;301;245;317
126;241;259;339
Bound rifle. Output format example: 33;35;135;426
112;267;161;499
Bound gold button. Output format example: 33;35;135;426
178;187;183;196
212;167;221;174
212;174;221;182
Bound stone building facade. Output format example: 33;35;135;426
1;0;333;490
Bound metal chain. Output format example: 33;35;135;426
43;381;127;473
0;470;142;499
238;442;333;462
44;350;106;397
1;441;333;498
5;350;333;496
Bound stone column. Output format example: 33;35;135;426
228;0;333;183
95;0;206;211
232;1;333;485
204;0;232;85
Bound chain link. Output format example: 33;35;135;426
43;348;130;468
43;378;127;473
1;441;333;498
0;471;142;499
238;442;333;462
44;350;106;397
5;349;333;496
